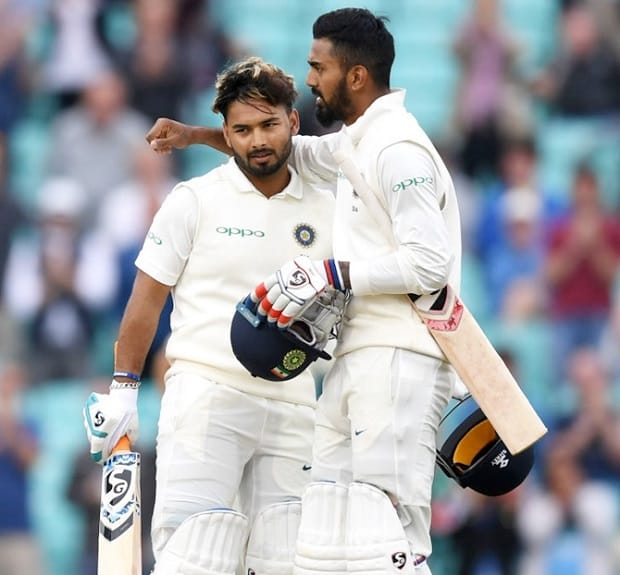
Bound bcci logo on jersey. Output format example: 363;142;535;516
293;223;316;248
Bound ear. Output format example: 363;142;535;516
289;109;300;136
348;65;369;92
222;121;232;148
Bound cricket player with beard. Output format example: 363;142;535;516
83;57;339;575
147;8;464;574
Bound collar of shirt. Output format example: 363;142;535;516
222;157;304;199
342;89;407;146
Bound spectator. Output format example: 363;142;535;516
45;68;151;224
97;144;176;383
452;0;528;180
517;348;620;575
0;361;45;575
485;186;545;321
0;0;40;131
111;0;189;123
598;282;620;384
3;177;117;383
552;347;620;482
475;137;565;267
0;132;27;302
176;0;245;95
516;440;619;575
544;164;620;381
449;489;523;575
98;143;177;255
40;0;113;109
530;3;620;117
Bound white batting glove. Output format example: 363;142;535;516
251;256;345;328
83;386;139;464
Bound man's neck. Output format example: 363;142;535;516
244;168;292;198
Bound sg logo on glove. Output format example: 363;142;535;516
94;411;105;427
289;270;310;288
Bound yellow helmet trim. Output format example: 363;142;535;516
453;419;498;467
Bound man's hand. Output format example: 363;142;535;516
252;256;345;328
145;118;195;154
83;387;138;464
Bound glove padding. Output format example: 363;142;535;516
83;387;138;464
252;256;329;328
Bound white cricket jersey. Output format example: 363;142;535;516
291;90;462;360
135;158;335;406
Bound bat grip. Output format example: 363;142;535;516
112;435;131;454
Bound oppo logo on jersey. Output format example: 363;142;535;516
392;176;434;192
216;226;265;238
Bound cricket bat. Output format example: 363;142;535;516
333;150;547;455
98;435;142;575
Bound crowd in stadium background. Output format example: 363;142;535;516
0;1;619;574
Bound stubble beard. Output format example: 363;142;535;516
234;138;292;178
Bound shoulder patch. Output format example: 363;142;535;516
293;223;316;248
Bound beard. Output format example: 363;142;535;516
314;78;351;127
234;138;292;178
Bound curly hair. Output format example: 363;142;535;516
212;56;298;119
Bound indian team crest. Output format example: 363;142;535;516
293;223;316;248
282;348;307;371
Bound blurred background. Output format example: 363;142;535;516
0;0;619;574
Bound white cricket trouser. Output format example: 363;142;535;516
151;372;314;558
312;347;454;559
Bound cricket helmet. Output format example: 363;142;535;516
230;290;347;382
436;403;535;496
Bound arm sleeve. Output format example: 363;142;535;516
289;133;341;186
134;183;198;286
349;142;454;296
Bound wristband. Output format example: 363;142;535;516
110;379;141;390
113;370;141;382
322;259;345;291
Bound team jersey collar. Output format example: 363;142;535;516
342;89;407;146
224;157;304;199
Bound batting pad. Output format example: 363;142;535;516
245;500;301;575
294;482;348;575
152;508;248;575
345;482;416;575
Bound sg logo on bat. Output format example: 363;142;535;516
100;452;141;542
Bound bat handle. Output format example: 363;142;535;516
112;435;131;454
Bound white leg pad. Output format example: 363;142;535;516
345;482;415;575
293;482;348;575
244;500;301;575
152;509;249;575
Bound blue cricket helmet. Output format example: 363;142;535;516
436;405;535;496
230;297;332;382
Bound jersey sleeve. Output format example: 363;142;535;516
290;133;341;185
135;183;198;286
349;142;454;296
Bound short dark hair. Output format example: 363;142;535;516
312;8;394;89
212;57;298;119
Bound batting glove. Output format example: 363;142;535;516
83;386;139;464
251;256;346;328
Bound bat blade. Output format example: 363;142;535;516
413;288;547;454
98;436;142;575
